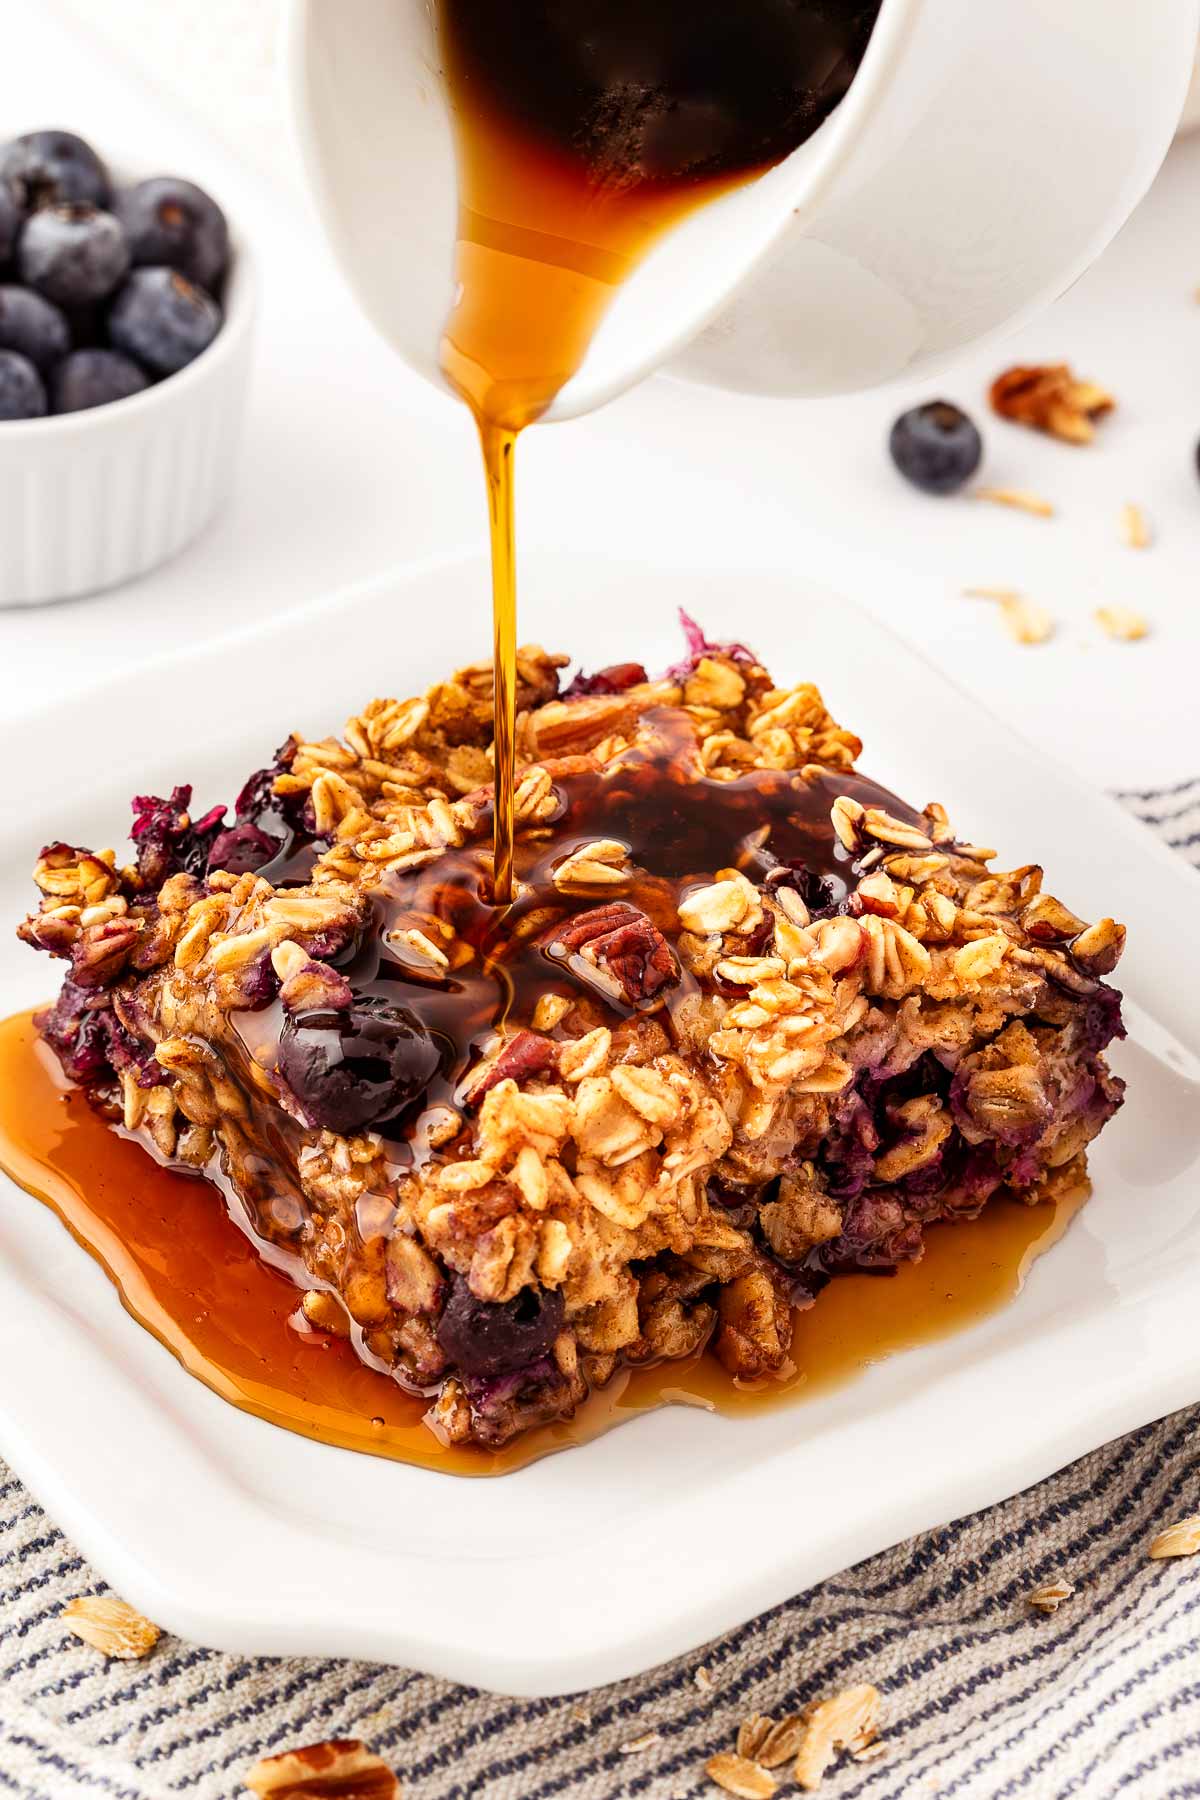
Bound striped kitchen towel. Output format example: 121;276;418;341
1;782;1198;1800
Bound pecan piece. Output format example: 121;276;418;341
989;362;1114;444
69;915;143;988
530;693;637;754
18;910;79;957
244;1738;400;1799
543;901;678;1008
464;1029;560;1107
715;1265;792;1379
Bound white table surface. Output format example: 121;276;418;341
1;7;1196;793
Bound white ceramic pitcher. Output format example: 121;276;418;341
286;0;1198;416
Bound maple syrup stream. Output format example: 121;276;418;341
435;0;884;898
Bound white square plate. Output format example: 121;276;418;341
1;551;1198;1697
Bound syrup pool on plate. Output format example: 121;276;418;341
0;1009;1085;1478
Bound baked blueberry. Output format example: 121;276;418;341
18;204;130;307
889;400;983;495
115;176;229;290
204;822;281;877
0;285;69;369
0;130;110;210
278;996;442;1134
108;266;221;376
0;348;46;419
436;1275;565;1380
50;348;149;414
0;180;18;265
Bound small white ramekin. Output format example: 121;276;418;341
0;201;256;608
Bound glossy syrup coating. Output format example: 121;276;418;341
234;709;919;1158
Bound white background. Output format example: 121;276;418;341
0;3;1197;792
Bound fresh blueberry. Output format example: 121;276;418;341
0;286;69;369
18;204;130;306
115;177;229;290
0;180;18;265
108;266;221;376
50;348;149;414
0;130;110;211
889;401;983;495
0;349;46;419
278;995;442;1134
436;1275;565;1379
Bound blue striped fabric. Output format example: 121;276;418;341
0;785;1197;1800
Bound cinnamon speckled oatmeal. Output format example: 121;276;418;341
18;615;1126;1450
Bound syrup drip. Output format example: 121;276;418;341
0;1010;1085;1478
434;0;883;898
235;717;923;1155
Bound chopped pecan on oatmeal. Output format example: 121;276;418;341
17;619;1128;1450
989;362;1115;444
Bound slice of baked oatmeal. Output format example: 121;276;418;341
17;619;1126;1448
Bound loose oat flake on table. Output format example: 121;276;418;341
13;621;1129;1455
1119;502;1151;549
975;485;1055;518
1095;605;1150;642
61;1594;161;1660
1148;1515;1200;1559
964;587;1055;645
1027;1577;1075;1615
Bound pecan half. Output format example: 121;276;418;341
543;902;678;1008
244;1738;400;1799
989;363;1114;444
464;1029;560;1107
530;693;637;755
69;916;144;988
